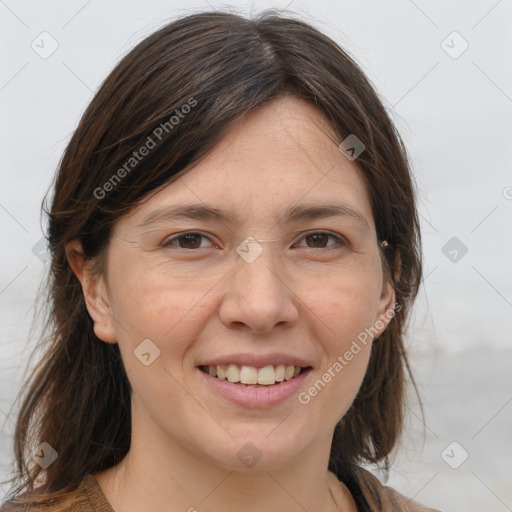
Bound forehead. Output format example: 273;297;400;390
120;96;374;232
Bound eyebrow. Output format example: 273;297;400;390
136;202;371;232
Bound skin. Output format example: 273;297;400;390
67;96;396;512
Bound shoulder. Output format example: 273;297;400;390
0;474;113;512
328;467;442;512
354;467;443;512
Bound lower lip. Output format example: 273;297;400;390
197;368;312;408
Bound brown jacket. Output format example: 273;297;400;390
2;470;441;511
334;468;442;511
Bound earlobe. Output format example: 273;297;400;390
65;240;118;344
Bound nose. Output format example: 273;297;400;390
218;244;299;334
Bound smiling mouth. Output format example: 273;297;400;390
198;364;311;387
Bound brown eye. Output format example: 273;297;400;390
177;234;202;249
297;231;344;249
305;233;329;248
163;232;213;249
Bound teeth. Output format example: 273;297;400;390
226;364;239;383
205;363;304;385
240;365;258;384
217;365;227;380
257;365;275;385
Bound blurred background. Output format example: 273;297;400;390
0;1;511;510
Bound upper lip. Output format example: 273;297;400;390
197;353;313;369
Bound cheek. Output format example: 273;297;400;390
300;270;380;409
307;270;382;342
109;260;204;332
307;289;375;422
111;278;208;405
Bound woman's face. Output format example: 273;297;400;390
79;96;395;472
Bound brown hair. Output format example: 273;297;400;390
1;9;422;511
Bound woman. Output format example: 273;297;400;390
1;10;440;512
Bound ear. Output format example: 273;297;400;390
374;249;401;338
65;240;117;344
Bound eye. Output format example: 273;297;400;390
161;230;345;251
162;232;216;250
294;231;345;249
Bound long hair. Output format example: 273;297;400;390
2;10;422;510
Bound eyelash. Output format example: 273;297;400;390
162;231;346;251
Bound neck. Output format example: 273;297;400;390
93;403;355;511
96;448;338;512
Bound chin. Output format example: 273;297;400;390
194;424;313;473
